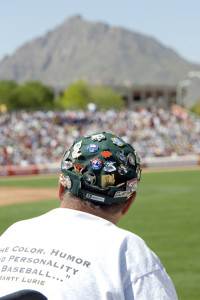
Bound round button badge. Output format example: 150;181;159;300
87;144;99;153
90;158;102;170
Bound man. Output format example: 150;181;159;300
0;132;178;299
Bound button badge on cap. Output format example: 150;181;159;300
127;153;135;166
83;171;96;186
87;144;99;152
59;173;72;189
118;164;129;175
116;150;127;164
73;141;82;151
101;151;112;158
103;161;116;172
90;158;102;170
111;137;124;147
91;134;106;141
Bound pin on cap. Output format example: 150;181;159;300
73;141;82;150
111;137;124;147
101;150;112;158
92;133;105;141
118;164;129;175
116;150;127;164
127;153;135;166
72;162;86;174
126;178;138;193
101;174;115;189
90;158;102;170
59;173;72;189
72;150;82;158
103;161;116;172
87;144;99;152
83;171;96;186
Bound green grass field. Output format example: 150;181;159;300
0;169;200;299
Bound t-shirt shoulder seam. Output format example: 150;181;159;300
124;266;165;289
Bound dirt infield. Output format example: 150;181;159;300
0;187;58;206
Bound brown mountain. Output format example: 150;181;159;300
0;15;199;90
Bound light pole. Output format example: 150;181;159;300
176;80;191;107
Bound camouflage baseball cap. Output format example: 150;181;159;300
59;132;141;205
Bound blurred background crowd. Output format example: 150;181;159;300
1;106;200;166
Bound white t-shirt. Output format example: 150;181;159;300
0;208;178;299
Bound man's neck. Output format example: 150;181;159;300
59;201;120;225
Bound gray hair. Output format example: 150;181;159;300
62;190;127;214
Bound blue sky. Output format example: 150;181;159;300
0;0;200;64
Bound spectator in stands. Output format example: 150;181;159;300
0;107;199;166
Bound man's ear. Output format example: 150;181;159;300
121;192;136;216
59;182;66;201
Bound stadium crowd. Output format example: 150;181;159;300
0;106;200;166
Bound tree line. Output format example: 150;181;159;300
1;79;199;115
0;80;124;112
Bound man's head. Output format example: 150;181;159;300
59;132;141;211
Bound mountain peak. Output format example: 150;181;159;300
0;16;199;89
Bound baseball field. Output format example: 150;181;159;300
0;167;200;299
